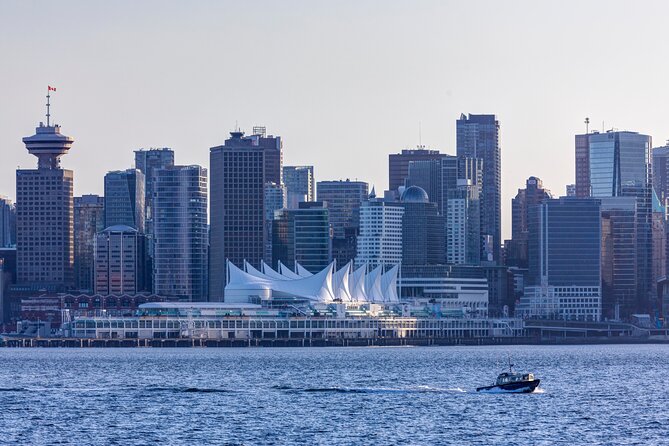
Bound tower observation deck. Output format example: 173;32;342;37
22;123;74;169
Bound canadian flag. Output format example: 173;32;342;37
48;86;56;92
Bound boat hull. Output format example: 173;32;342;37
476;379;541;393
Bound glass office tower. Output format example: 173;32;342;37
589;131;653;314
104;169;145;232
521;197;602;321
153;165;208;301
456;114;502;264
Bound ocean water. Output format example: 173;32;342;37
0;344;668;445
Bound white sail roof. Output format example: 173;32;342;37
349;264;368;302
296;262;313;278
278;261;302;280
332;262;352;302
261;260;289;280
227;261;336;302
365;265;384;303
244;261;274;281
380;264;400;303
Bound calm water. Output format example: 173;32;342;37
0;345;668;445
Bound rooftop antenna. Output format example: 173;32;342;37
584;117;590;134
46;85;56;126
418;121;422;147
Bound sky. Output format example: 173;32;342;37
2;0;669;239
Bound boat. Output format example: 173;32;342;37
476;358;540;393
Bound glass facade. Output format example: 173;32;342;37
600;197;637;319
456;114;501;263
74;195;105;291
103;169;145;232
589;131;653;313
272;202;331;273
153;165;208;301
528;198;601;287
401;200;445;265
283;166;314;209
316;180;368;265
406;160;442;213
134;148;175;258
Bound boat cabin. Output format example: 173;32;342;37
496;372;535;385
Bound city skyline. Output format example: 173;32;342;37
4;1;669;240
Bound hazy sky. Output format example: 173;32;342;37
2;0;668;239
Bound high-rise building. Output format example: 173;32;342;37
253;126;283;185
153;165;208;301
264;182;286;264
456;114;502;263
283;166;314;209
74;195;105;291
104;169;145;232
406;159;443;213
209;131;269;300
134;148;175;255
94;225;148;295
566;184;576;197
316;180;368;265
519;197;602;321
588;130;653;313
388;147;446;193
652;196;666;287
272;202;332;273
0;197;15;248
17;116;75;290
355;196;404;267
575;133;591;197
600;197;638;320
399;186;445;265
446;179;481;265
652;144;669;202
506;177;552;268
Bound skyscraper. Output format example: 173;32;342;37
283;165;315;209
134;148;175;255
17;114;74;290
251;126;283;185
272;202;332;273
652;144;669;202
153;165;208;301
506;177;552;268
446;179;481;265
209;131;269;300
104;169;145;232
588;130;653;313
520;197;602;321
388;147;445;192
74;195;105;291
456;114;502;263
355;196;404;267
316;180;368;265
405;160;443;213
264;182;286;264
600;197;637;319
399;186;445;265
94;225;148;295
0;197;15;248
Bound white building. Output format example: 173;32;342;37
355;197;404;267
446;179;480;265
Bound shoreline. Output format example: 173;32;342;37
2;336;669;348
